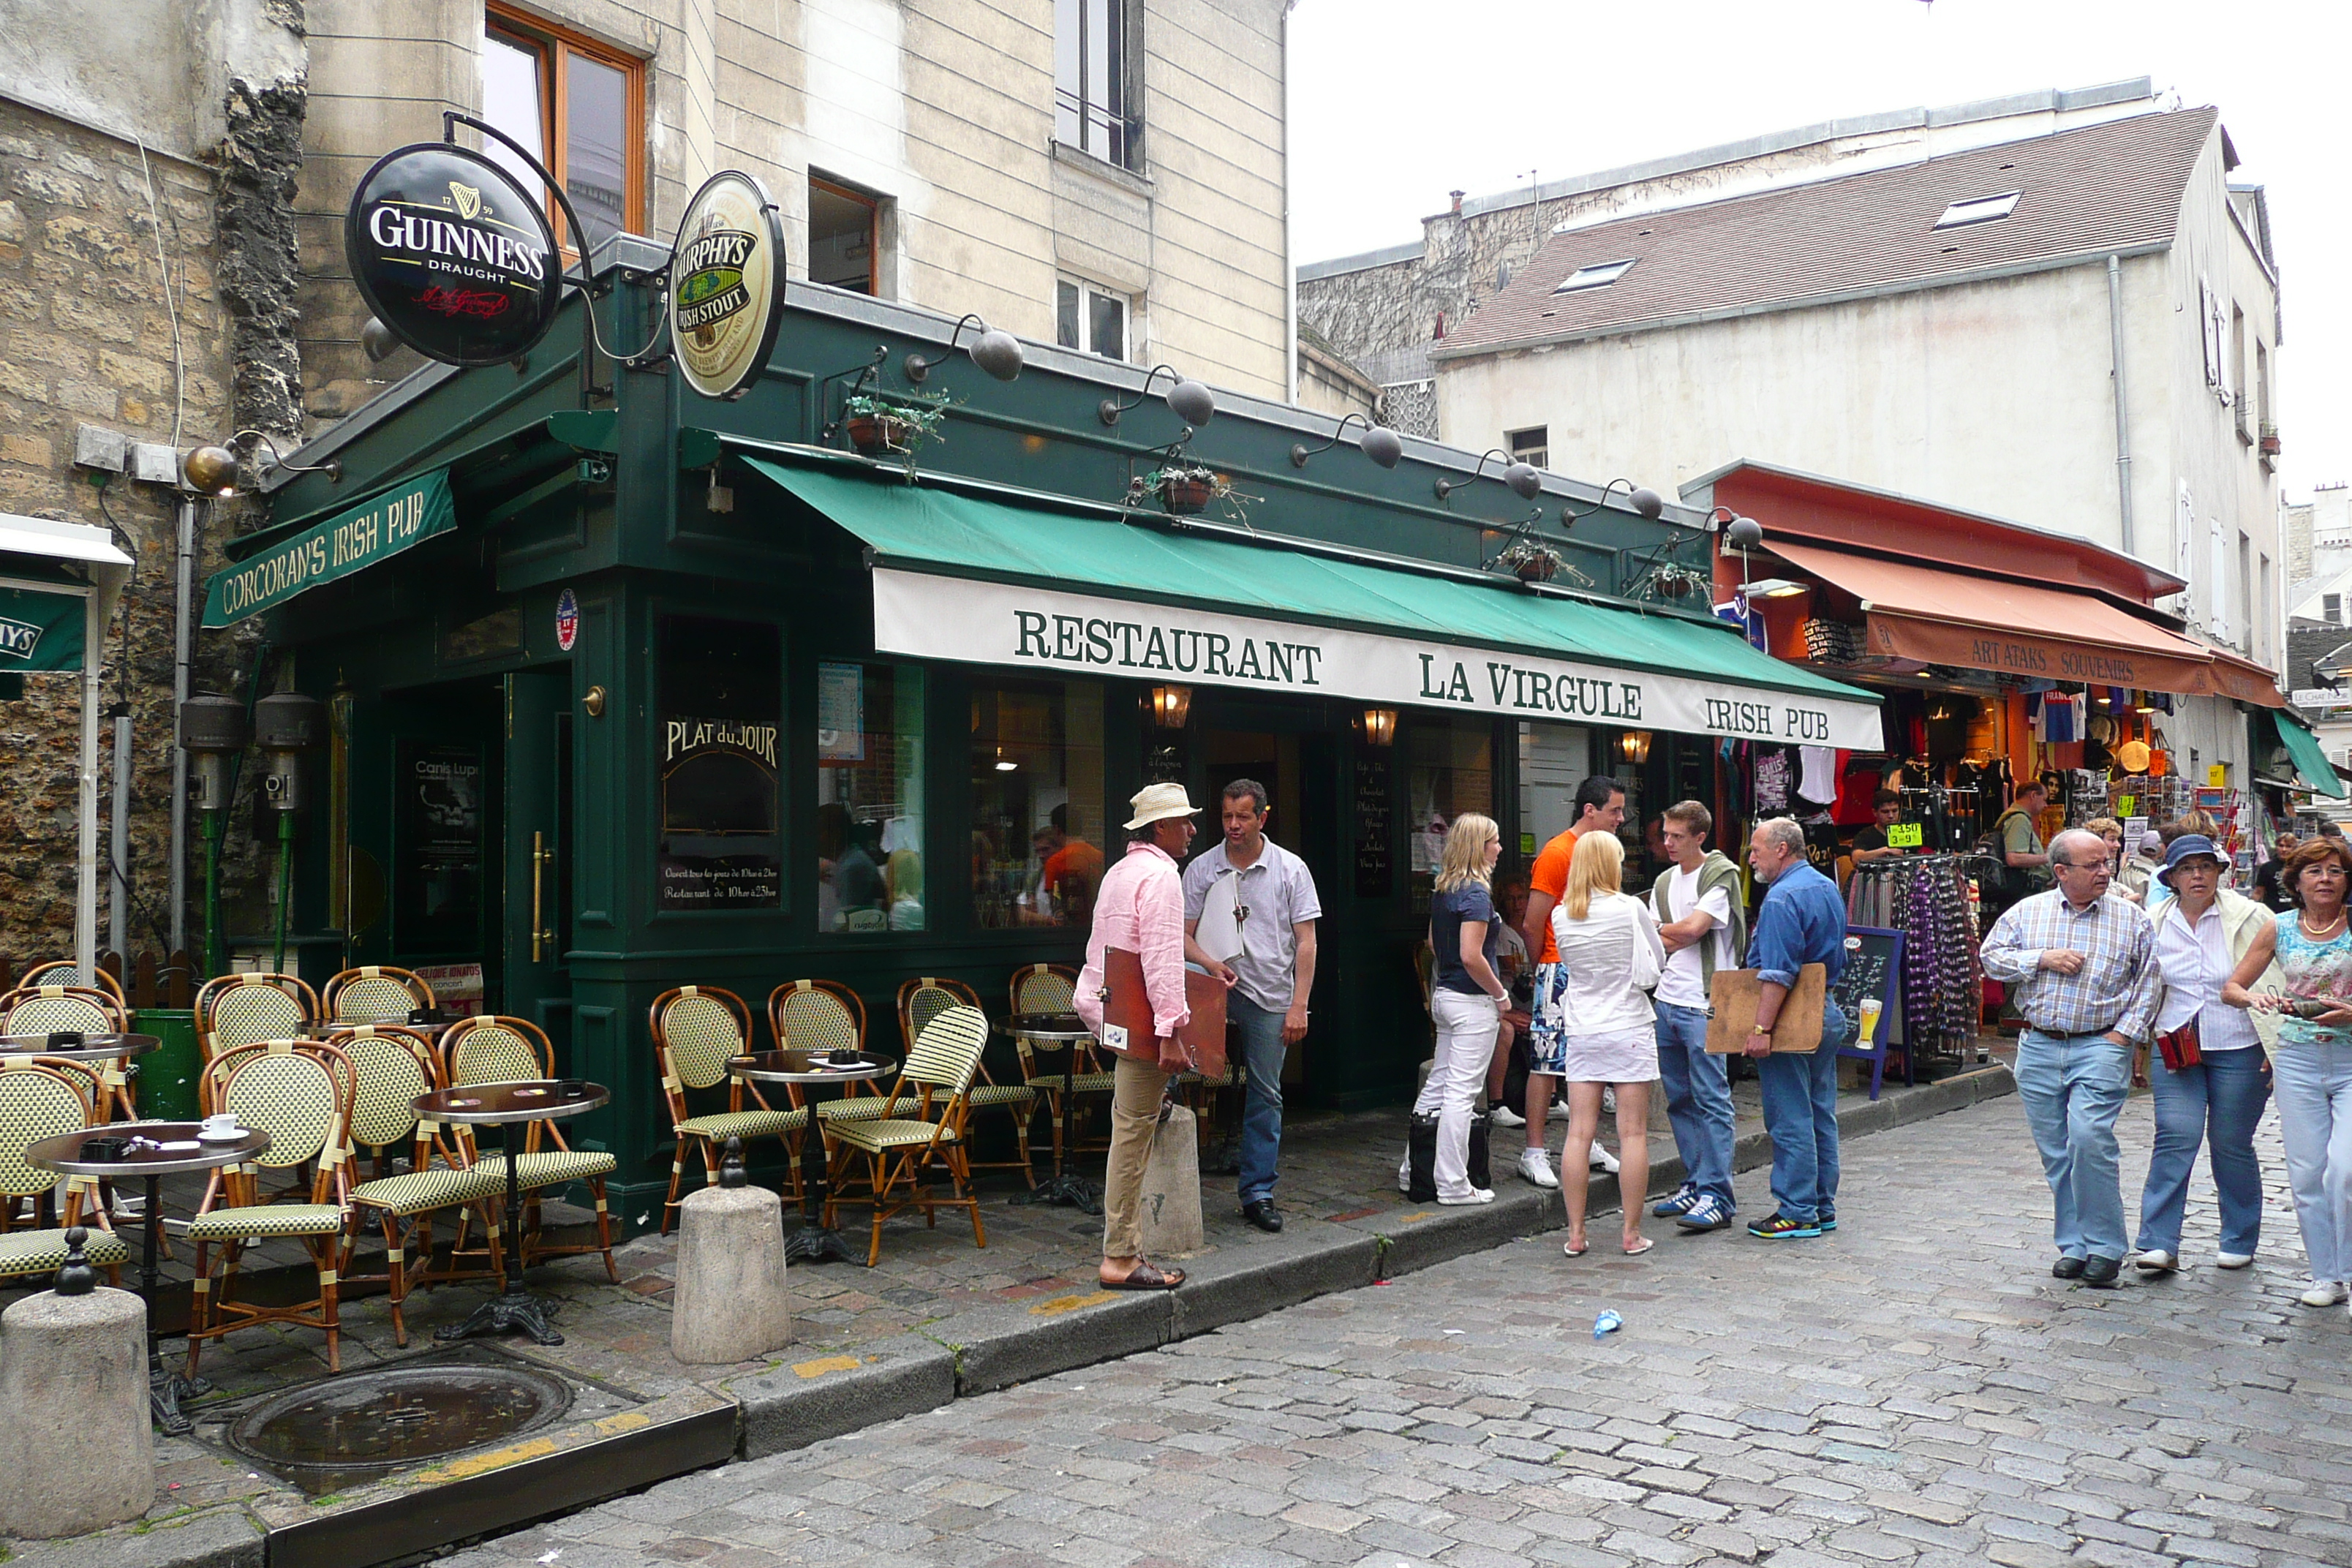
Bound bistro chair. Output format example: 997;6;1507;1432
195;972;318;1061
769;979;886;1131
443;1015;619;1281
326;1024;502;1346
184;1041;357;1376
649;985;808;1234
898;976;1036;1189
823;1003;990;1267
1008;962;1114;1163
1;985;138;1119
0;1062;129;1285
18;960;129;1010
323;965;436;1025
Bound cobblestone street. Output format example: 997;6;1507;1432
446;1093;2352;1568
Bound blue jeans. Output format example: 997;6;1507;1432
1655;1000;1735;1207
2014;1029;2131;1262
1755;1001;1850;1224
2136;1045;2270;1258
1232;995;1288;1205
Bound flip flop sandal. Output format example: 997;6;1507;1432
1562;1239;1588;1257
1103;1259;1185;1291
1623;1238;1654;1256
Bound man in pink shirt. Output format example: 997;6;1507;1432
1077;783;1234;1290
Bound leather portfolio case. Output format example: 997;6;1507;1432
1098;946;1228;1076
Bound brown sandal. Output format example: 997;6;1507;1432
1101;1259;1186;1290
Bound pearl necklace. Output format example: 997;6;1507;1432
2300;908;2348;941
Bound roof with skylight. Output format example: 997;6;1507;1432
1553;258;1637;293
1932;190;2021;230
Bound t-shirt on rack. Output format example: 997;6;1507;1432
1845;854;1987;1060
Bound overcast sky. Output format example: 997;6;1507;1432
1289;0;2348;505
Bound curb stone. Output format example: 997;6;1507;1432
3;1504;264;1568
725;1333;957;1460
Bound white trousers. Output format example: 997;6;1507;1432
1403;990;1499;1199
2272;1039;2352;1284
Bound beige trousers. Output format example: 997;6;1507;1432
1101;1052;1174;1259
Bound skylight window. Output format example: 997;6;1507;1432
1933;190;2021;230
1553;258;1636;294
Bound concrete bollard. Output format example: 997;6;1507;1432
671;1141;791;1365
1137;1103;1204;1254
0;1232;154;1539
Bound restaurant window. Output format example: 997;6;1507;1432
971;677;1106;930
657;617;781;911
1055;0;1136;170
1408;717;1495;913
815;662;924;932
1056;277;1128;361
482;7;643;257
808;175;882;295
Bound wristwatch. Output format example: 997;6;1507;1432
1749;1024;1773;1035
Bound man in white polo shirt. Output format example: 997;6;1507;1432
1184;778;1321;1233
1648;799;1746;1232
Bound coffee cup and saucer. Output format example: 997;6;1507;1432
197;1113;246;1145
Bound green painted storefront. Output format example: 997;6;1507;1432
241;240;1874;1228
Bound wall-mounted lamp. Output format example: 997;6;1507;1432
992;746;1018;772
1559;477;1665;530
1101;364;1215;429
904;312;1025;384
1741;578;1808;599
361;316;400;363
1291;411;1403;470
1146;684;1194;728
1618;729;1653;765
181;431;344;497
1361;707;1398;747
1436;449;1542;503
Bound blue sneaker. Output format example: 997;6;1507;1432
1652;1184;1699;1219
1677;1194;1733;1231
1746;1213;1823;1240
1817;1207;1837;1232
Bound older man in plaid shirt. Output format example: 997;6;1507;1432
1981;826;2162;1289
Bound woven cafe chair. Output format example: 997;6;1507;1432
442;1015;619;1281
184;1041;357;1376
899;976;1036;1188
195;972;317;1061
19;960;128;1009
823;1003;990;1267
0;1055;109;1230
649;985;807;1235
768;979;887;1131
0;1063;128;1284
1;986;138;1119
325;1024;502;1346
323;965;436;1025
1007;962;1115;1162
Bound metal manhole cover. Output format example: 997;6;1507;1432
225;1361;574;1495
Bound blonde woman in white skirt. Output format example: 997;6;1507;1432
1547;829;1665;1256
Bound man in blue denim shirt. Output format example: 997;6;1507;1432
1743;817;1854;1239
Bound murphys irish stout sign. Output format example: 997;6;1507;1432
669;171;783;399
345;143;563;367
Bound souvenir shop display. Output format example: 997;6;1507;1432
1845;853;1989;1074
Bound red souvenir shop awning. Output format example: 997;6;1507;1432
1768;541;2285;708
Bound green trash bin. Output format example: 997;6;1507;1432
132;1009;200;1121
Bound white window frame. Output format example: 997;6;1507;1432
1506;426;1548;469
1055;276;1130;361
1553;258;1636;295
1932;190;2021;230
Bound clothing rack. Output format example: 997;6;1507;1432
1847;854;1986;1071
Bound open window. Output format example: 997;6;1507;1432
1055;0;1139;170
808;175;883;295
480;5;644;258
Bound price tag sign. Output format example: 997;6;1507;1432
1886;822;1925;848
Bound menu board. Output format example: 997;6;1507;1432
1832;924;1905;1055
396;742;483;948
658;715;783;908
1353;753;1392;899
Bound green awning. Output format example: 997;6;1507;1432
0;583;88;671
203;467;456;627
2273;711;2345;799
747;460;1883;750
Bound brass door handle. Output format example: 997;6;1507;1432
531;831;557;961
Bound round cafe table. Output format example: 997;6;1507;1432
413;1079;608;1346
1;1032;159;1120
1000;1014;1103;1213
727;1049;888;1264
25;1120;271;1436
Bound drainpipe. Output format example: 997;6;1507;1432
1280;2;1297;406
168;494;195;957
2107;255;2136;557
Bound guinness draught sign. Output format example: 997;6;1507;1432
669;170;783;399
345;143;563;367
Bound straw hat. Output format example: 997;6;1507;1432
2114;738;2152;774
1122;782;1202;830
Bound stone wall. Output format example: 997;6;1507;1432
0;100;263;964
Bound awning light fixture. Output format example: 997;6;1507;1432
1291;411;1402;471
1361;707;1398;747
904;312;1025;385
1618;729;1654;764
1146;685;1193;728
1559;478;1666;530
1100;364;1215;430
1436;449;1543;504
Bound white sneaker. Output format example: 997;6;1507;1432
1518;1148;1560;1189
2298;1280;2348;1307
2135;1249;2177;1273
2215;1251;2253;1270
1602;1088;1618;1115
1437;1188;1496;1205
1588;1143;1621;1175
1397;1163;1412;1194
1490;1104;1526;1128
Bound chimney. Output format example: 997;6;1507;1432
1450;189;1464;214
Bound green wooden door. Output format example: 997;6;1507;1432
503;668;573;1037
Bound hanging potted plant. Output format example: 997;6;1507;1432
840;393;949;473
1491;539;1567;584
1147;464;1224;516
1648;562;1706;599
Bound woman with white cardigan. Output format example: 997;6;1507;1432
1548;829;1666;1256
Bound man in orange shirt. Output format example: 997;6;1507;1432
1516;775;1627;1189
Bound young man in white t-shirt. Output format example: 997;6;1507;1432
1648;800;1747;1232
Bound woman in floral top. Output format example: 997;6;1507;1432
2259;838;2352;1315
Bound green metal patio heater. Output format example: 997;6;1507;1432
254;691;328;973
179;693;249;980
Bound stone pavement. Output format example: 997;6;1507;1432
444;1090;2352;1568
